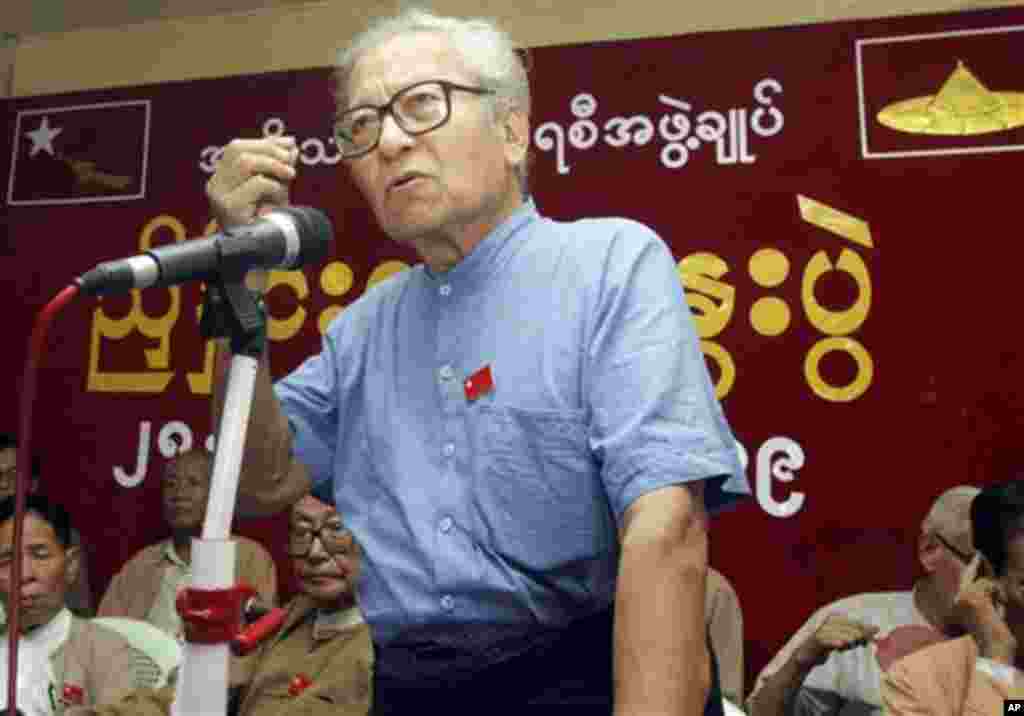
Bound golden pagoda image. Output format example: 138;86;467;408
876;60;1024;135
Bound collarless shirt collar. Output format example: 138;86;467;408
422;198;538;296
311;604;364;642
22;607;72;656
162;539;190;571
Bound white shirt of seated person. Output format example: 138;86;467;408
0;607;72;716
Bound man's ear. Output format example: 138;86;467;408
918;532;940;573
63;544;81;588
501;107;530;168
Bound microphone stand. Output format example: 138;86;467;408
172;279;265;716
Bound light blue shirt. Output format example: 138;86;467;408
277;199;748;645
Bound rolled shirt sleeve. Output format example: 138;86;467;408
584;219;746;520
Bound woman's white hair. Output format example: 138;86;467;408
333;7;531;192
921;485;981;557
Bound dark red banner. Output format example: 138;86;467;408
4;6;1023;689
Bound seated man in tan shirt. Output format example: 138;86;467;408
98;449;277;640
83;494;373;716
883;479;1024;714
0;494;157;716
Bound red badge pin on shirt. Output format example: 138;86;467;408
288;673;312;697
464;364;494;402
61;683;84;706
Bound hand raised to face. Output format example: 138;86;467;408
952;553;1017;662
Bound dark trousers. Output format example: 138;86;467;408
371;609;724;714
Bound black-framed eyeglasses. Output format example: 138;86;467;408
286;522;356;558
333;79;495;159
934;533;973;563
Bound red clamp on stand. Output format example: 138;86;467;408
288;674;312;697
232;603;289;656
176;582;257;645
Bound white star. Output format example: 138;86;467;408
24;116;63;158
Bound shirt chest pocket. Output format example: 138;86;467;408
472;405;612;572
259;677;370;716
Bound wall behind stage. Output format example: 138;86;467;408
4;3;1024;695
5;0;1024;97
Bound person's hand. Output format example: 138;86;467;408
953;553;1017;663
874;624;945;671
205;136;298;231
793;614;880;669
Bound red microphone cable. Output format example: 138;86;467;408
9;284;79;716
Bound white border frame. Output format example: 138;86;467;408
855;24;1024;160
7;99;151;206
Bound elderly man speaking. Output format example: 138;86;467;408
205;7;747;714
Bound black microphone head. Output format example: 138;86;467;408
76;258;148;295
272;206;333;269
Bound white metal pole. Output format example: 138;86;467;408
172;352;259;716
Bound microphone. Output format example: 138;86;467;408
76;206;332;295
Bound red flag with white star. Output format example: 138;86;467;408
7;100;150;205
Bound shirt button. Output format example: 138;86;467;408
443;442;455;457
439;365;454;381
439;284;451;297
439;517;453;533
441;595;455;611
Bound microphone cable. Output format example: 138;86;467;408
9;283;79;716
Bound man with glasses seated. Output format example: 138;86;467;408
204;6;748;714
79;495;372;716
747;485;980;716
883;479;1024;714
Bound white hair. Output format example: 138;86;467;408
333;6;531;192
921;485;981;556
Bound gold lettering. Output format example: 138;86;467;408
801;249;872;336
804;337;873;402
87;216;184;393
318;260;408;334
267;270;309;342
679;253;735;339
701;340;736;399
366;260;410;290
318;261;355;335
797;195;874;249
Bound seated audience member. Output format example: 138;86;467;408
0;494;158;716
707;567;744;707
84;494;373;716
0;434;92;618
98;448;277;640
883;479;1024;713
747;485;980;716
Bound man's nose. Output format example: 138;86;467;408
377;113;415;157
166;483;191;498
305;536;330;562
